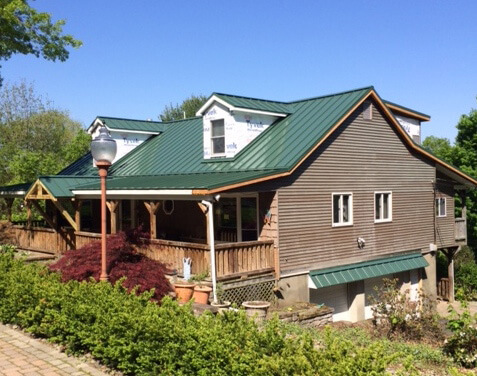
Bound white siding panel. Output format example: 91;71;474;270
310;284;349;322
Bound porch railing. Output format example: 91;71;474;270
9;225;275;279
437;277;450;301
455;218;466;242
140;239;275;279
10;225;74;254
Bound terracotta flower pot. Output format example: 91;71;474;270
174;282;196;303
192;285;212;304
242;300;271;321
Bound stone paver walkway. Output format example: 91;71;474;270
0;324;111;376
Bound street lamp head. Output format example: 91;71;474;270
91;125;117;164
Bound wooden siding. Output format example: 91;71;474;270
264;101;438;273
435;172;457;248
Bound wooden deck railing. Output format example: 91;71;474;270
437;277;450;301
10;225;74;254
455;218;466;242
9;226;275;279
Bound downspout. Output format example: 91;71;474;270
201;200;217;303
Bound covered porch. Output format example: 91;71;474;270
4;177;279;281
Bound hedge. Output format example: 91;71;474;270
0;250;406;375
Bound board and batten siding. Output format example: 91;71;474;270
276;101;437;273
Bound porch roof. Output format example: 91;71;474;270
309;252;429;288
35;176;99;198
0;182;32;198
72;169;286;193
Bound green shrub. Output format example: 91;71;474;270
455;261;477;300
0;252;418;375
369;278;442;341
443;302;477;368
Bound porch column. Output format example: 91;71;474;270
131;200;136;228
5;198;14;222
106;200;119;234
443;247;459;302
74;200;83;232
197;202;210;245
26;200;32;228
144;201;161;239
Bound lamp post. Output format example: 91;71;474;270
91;125;117;281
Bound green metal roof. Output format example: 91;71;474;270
108;87;372;178
383;100;430;120
58;153;96;176
73;169;287;192
309;252;429;288
39;176;99;198
94;116;166;133
213;93;291;114
0;182;32;197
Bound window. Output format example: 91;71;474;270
214;196;258;242
332;193;353;226
436;197;446;217
375;192;392;222
211;119;225;155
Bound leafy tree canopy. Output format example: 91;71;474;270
159;94;207;122
0;81;90;185
0;0;82;84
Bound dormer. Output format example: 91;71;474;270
88;116;165;164
384;101;431;144
196;94;289;159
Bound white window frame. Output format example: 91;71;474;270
210;119;226;157
374;191;392;223
332;193;353;227
436;197;446;217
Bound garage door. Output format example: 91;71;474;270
310;283;349;322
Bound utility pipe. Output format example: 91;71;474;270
201;199;217;303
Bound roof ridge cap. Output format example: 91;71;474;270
288;86;374;104
213;92;288;105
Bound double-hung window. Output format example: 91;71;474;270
436;197;446;217
211;119;225;155
332;193;353;226
375;192;392;222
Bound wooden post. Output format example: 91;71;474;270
460;191;467;241
447;251;455;303
131;200;136;228
26;201;32;228
197;202;210;245
5;198;14;222
106;200;119;234
144;201;161;239
74;200;83;233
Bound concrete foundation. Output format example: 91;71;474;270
422;251;437;300
276;274;309;306
348;280;365;322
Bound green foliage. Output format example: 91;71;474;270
0;252;417;375
455;262;477;300
454;245;475;270
444;302;477;368
0;81;90;218
0;0;82;84
370;278;442;341
159;94;207;122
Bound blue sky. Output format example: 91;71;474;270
3;1;477;141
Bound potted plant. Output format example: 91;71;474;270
191;271;212;305
210;283;231;313
173;279;196;303
242;300;271;321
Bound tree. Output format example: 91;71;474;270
0;81;90;185
159;94;207;122
0;0;82;85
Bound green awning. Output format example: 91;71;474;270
309;252;428;288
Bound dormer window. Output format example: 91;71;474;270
211;119;225;155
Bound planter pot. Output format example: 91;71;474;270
211;301;231;314
242;301;271;321
174;282;196;303
192;285;212;304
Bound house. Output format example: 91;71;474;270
2;86;476;322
